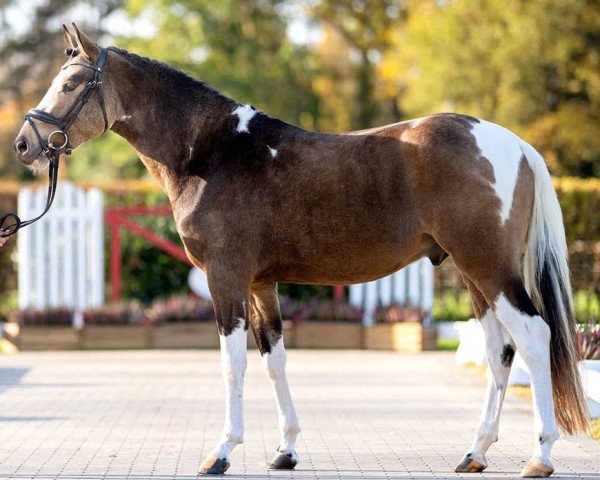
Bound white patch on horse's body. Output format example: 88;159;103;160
410;116;431;128
261;339;300;460
493;294;558;468
470;120;524;223
231;104;257;133
268;146;278;158
119;114;132;122
208;322;247;461
188;145;193;162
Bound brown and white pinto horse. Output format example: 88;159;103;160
14;25;588;478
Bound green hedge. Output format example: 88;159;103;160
554;177;600;243
0;187;18;320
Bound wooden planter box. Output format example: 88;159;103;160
81;325;152;349
294;321;363;349
3;323;80;350
153;322;219;349
364;322;437;352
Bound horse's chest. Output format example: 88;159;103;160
171;195;255;267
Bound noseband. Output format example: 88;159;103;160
0;46;109;239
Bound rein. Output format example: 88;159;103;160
0;46;108;239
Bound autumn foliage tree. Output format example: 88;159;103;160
0;0;599;178
381;0;600;176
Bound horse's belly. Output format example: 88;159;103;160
257;231;434;285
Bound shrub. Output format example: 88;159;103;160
278;297;363;322
146;295;214;324
8;307;73;326
578;321;600;360
433;290;473;322
375;304;428;324
554;176;600;243
83;300;146;325
305;300;363;322
278;296;311;321
0;189;18;319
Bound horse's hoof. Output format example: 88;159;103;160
454;453;487;473
198;456;230;475
268;451;298;470
521;458;554;478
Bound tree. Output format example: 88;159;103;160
120;0;320;127
380;0;600;176
308;0;406;130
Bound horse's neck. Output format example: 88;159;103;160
110;69;234;198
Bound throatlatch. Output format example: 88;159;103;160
0;46;108;239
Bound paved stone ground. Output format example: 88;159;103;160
0;350;598;480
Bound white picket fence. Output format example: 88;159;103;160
349;259;434;326
18;182;104;314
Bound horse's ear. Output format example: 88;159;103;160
62;24;78;54
71;23;100;63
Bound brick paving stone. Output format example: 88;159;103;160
0;350;598;480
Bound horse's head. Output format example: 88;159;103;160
14;24;117;169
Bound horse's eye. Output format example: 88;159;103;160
63;82;77;92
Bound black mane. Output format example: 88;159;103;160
107;46;229;102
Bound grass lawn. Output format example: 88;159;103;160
436;338;459;350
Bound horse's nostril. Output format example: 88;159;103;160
15;138;28;154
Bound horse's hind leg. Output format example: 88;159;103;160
250;282;301;470
462;273;557;477
198;271;250;475
455;273;557;477
492;281;557;477
455;280;515;473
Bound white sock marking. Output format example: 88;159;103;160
206;322;247;462
494;294;557;466
470;120;524;223
262;339;300;456
231;104;257;133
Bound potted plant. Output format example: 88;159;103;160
293;300;363;349
147;295;219;348
578;323;600;418
5;308;80;350
364;304;436;352
82;301;151;349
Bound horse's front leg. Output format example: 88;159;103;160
199;273;250;475
250;283;301;470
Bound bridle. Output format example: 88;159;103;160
0;46;109;239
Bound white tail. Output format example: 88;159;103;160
520;141;588;433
